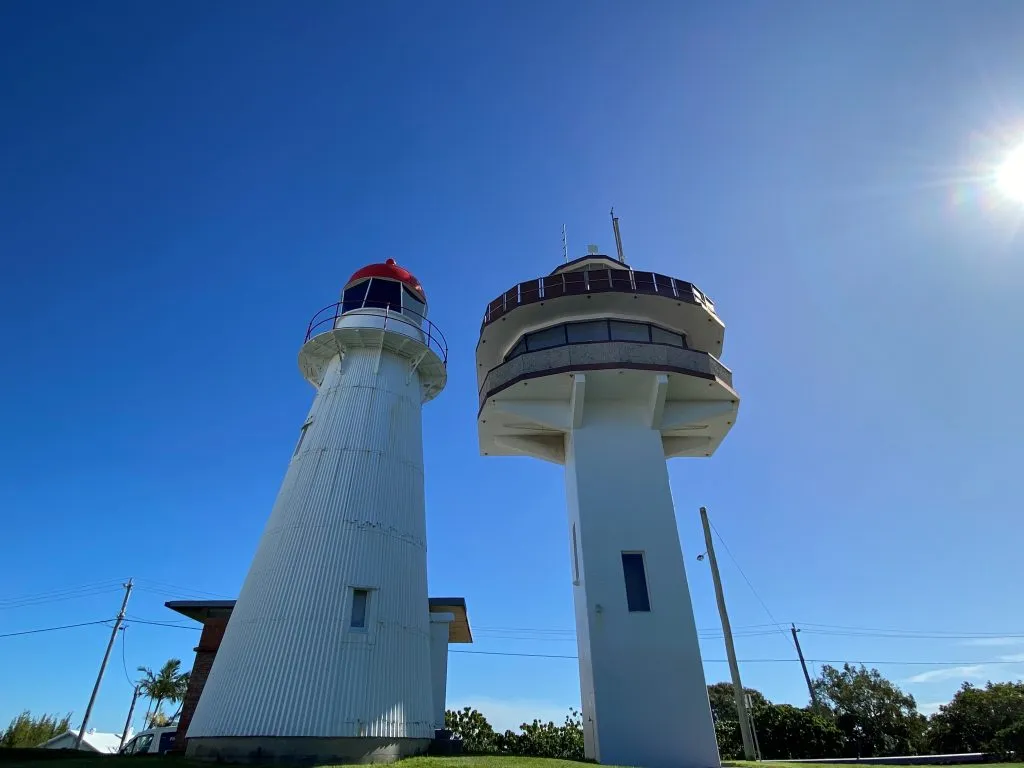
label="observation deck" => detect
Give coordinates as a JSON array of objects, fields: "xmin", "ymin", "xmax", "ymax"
[{"xmin": 475, "ymin": 254, "xmax": 738, "ymax": 462}]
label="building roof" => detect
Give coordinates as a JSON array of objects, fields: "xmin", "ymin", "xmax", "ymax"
[
  {"xmin": 165, "ymin": 599, "xmax": 236, "ymax": 622},
  {"xmin": 428, "ymin": 597, "xmax": 473, "ymax": 643},
  {"xmin": 549, "ymin": 253, "xmax": 626, "ymax": 275},
  {"xmin": 166, "ymin": 597, "xmax": 473, "ymax": 643},
  {"xmin": 40, "ymin": 729, "xmax": 125, "ymax": 753},
  {"xmin": 346, "ymin": 258, "xmax": 426, "ymax": 301}
]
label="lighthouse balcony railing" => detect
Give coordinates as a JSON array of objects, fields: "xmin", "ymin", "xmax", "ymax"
[
  {"xmin": 305, "ymin": 301, "xmax": 448, "ymax": 366},
  {"xmin": 481, "ymin": 269, "xmax": 717, "ymax": 329}
]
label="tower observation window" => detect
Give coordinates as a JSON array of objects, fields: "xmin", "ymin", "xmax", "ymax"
[
  {"xmin": 503, "ymin": 320, "xmax": 689, "ymax": 362},
  {"xmin": 621, "ymin": 552, "xmax": 651, "ymax": 612}
]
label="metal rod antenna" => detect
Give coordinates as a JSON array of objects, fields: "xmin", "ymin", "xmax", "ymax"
[
  {"xmin": 610, "ymin": 208, "xmax": 625, "ymax": 263},
  {"xmin": 699, "ymin": 508, "xmax": 755, "ymax": 760},
  {"xmin": 76, "ymin": 578, "xmax": 133, "ymax": 749},
  {"xmin": 562, "ymin": 224, "xmax": 569, "ymax": 263}
]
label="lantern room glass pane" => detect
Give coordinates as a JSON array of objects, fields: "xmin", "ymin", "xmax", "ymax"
[
  {"xmin": 364, "ymin": 278, "xmax": 402, "ymax": 310},
  {"xmin": 402, "ymin": 286, "xmax": 425, "ymax": 320},
  {"xmin": 342, "ymin": 280, "xmax": 369, "ymax": 313}
]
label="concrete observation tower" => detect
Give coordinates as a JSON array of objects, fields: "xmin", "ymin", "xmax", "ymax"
[
  {"xmin": 187, "ymin": 259, "xmax": 449, "ymax": 763},
  {"xmin": 475, "ymin": 221, "xmax": 740, "ymax": 768}
]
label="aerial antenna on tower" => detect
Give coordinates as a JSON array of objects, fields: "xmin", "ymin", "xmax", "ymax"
[
  {"xmin": 611, "ymin": 207, "xmax": 626, "ymax": 264},
  {"xmin": 562, "ymin": 224, "xmax": 569, "ymax": 263}
]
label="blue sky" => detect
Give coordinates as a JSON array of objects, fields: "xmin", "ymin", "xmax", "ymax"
[{"xmin": 3, "ymin": 0, "xmax": 1024, "ymax": 736}]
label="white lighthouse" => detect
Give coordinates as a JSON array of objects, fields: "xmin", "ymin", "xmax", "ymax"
[
  {"xmin": 476, "ymin": 231, "xmax": 739, "ymax": 768},
  {"xmin": 186, "ymin": 259, "xmax": 448, "ymax": 763}
]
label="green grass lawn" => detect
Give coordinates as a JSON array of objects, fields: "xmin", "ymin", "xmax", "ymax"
[
  {"xmin": 726, "ymin": 763, "xmax": 1023, "ymax": 768},
  {"xmin": 399, "ymin": 759, "xmax": 602, "ymax": 768},
  {"xmin": 0, "ymin": 756, "xmax": 612, "ymax": 768}
]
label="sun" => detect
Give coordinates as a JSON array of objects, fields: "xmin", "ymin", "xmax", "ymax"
[{"xmin": 996, "ymin": 142, "xmax": 1024, "ymax": 203}]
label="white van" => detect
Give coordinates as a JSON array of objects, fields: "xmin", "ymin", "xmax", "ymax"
[{"xmin": 119, "ymin": 725, "xmax": 177, "ymax": 755}]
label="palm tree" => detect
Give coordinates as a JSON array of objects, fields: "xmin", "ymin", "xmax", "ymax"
[{"xmin": 137, "ymin": 659, "xmax": 189, "ymax": 726}]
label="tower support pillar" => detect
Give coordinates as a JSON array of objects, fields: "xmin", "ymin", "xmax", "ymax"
[{"xmin": 565, "ymin": 402, "xmax": 720, "ymax": 768}]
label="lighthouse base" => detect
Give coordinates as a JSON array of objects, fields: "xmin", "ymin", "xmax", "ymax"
[{"xmin": 185, "ymin": 736, "xmax": 432, "ymax": 764}]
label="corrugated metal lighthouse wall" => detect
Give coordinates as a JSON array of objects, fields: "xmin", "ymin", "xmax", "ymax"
[{"xmin": 187, "ymin": 345, "xmax": 434, "ymax": 740}]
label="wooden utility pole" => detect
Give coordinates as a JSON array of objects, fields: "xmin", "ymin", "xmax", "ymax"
[
  {"xmin": 76, "ymin": 579, "xmax": 132, "ymax": 749},
  {"xmin": 700, "ymin": 508, "xmax": 755, "ymax": 761},
  {"xmin": 791, "ymin": 624, "xmax": 821, "ymax": 710},
  {"xmin": 119, "ymin": 685, "xmax": 141, "ymax": 751}
]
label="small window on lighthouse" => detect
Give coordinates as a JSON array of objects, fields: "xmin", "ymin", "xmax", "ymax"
[
  {"xmin": 621, "ymin": 552, "xmax": 651, "ymax": 612},
  {"xmin": 350, "ymin": 589, "xmax": 369, "ymax": 630}
]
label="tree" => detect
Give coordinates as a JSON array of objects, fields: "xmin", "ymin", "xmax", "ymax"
[
  {"xmin": 137, "ymin": 658, "xmax": 189, "ymax": 726},
  {"xmin": 0, "ymin": 711, "xmax": 72, "ymax": 748},
  {"xmin": 928, "ymin": 681, "xmax": 1024, "ymax": 754},
  {"xmin": 497, "ymin": 709, "xmax": 584, "ymax": 760},
  {"xmin": 706, "ymin": 681, "xmax": 769, "ymax": 723},
  {"xmin": 714, "ymin": 718, "xmax": 742, "ymax": 760},
  {"xmin": 753, "ymin": 703, "xmax": 845, "ymax": 759},
  {"xmin": 445, "ymin": 707, "xmax": 498, "ymax": 753},
  {"xmin": 812, "ymin": 663, "xmax": 922, "ymax": 757}
]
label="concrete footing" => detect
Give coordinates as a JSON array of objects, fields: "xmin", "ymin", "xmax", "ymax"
[{"xmin": 185, "ymin": 736, "xmax": 432, "ymax": 764}]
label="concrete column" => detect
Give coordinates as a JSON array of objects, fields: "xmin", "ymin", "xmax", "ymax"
[
  {"xmin": 429, "ymin": 613, "xmax": 455, "ymax": 731},
  {"xmin": 565, "ymin": 400, "xmax": 720, "ymax": 768}
]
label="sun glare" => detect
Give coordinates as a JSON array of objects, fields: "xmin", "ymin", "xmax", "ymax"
[{"xmin": 996, "ymin": 142, "xmax": 1024, "ymax": 203}]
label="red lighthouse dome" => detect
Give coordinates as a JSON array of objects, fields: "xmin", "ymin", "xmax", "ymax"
[{"xmin": 345, "ymin": 258, "xmax": 425, "ymax": 301}]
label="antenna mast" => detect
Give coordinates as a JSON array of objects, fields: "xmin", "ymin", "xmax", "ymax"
[
  {"xmin": 562, "ymin": 224, "xmax": 569, "ymax": 263},
  {"xmin": 611, "ymin": 207, "xmax": 626, "ymax": 263}
]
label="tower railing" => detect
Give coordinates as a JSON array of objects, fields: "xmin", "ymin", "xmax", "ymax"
[
  {"xmin": 304, "ymin": 301, "xmax": 448, "ymax": 366},
  {"xmin": 480, "ymin": 269, "xmax": 717, "ymax": 329}
]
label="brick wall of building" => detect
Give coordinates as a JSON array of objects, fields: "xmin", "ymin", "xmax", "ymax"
[{"xmin": 175, "ymin": 616, "xmax": 229, "ymax": 747}]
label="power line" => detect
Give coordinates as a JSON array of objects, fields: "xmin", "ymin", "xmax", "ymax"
[
  {"xmin": 0, "ymin": 578, "xmax": 126, "ymax": 602},
  {"xmin": 100, "ymin": 619, "xmax": 1024, "ymax": 668},
  {"xmin": 0, "ymin": 583, "xmax": 126, "ymax": 611},
  {"xmin": 450, "ymin": 648, "xmax": 1024, "ymax": 666},
  {"xmin": 120, "ymin": 626, "xmax": 134, "ymax": 686},
  {"xmin": 126, "ymin": 618, "xmax": 201, "ymax": 631},
  {"xmin": 708, "ymin": 519, "xmax": 789, "ymax": 641},
  {"xmin": 133, "ymin": 578, "xmax": 230, "ymax": 599},
  {"xmin": 0, "ymin": 619, "xmax": 112, "ymax": 639}
]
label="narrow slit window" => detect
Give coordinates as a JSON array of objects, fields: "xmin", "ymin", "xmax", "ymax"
[
  {"xmin": 350, "ymin": 588, "xmax": 369, "ymax": 630},
  {"xmin": 621, "ymin": 552, "xmax": 651, "ymax": 612},
  {"xmin": 294, "ymin": 420, "xmax": 312, "ymax": 456},
  {"xmin": 571, "ymin": 523, "xmax": 581, "ymax": 585}
]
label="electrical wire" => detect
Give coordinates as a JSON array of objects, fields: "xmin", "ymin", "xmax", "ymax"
[
  {"xmin": 120, "ymin": 626, "xmax": 135, "ymax": 686},
  {"xmin": 126, "ymin": 618, "xmax": 201, "ymax": 630},
  {"xmin": 0, "ymin": 619, "xmax": 111, "ymax": 638},
  {"xmin": 133, "ymin": 578, "xmax": 230, "ymax": 599},
  {"xmin": 450, "ymin": 648, "xmax": 1024, "ymax": 665},
  {"xmin": 111, "ymin": 619, "xmax": 1024, "ymax": 668},
  {"xmin": 708, "ymin": 519, "xmax": 790, "ymax": 641},
  {"xmin": 0, "ymin": 581, "xmax": 126, "ymax": 611}
]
